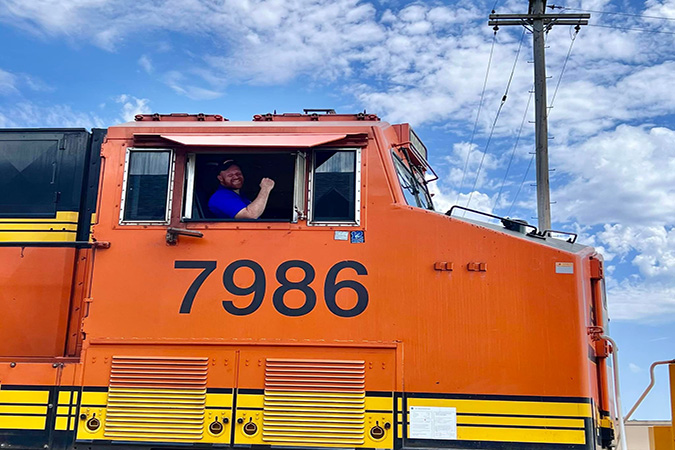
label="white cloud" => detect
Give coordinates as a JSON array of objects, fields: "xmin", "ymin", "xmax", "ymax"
[
  {"xmin": 163, "ymin": 71, "xmax": 223, "ymax": 100},
  {"xmin": 0, "ymin": 101, "xmax": 105, "ymax": 128},
  {"xmin": 0, "ymin": 69, "xmax": 19, "ymax": 95},
  {"xmin": 115, "ymin": 94, "xmax": 150, "ymax": 123},
  {"xmin": 628, "ymin": 363, "xmax": 642, "ymax": 373},
  {"xmin": 606, "ymin": 280, "xmax": 675, "ymax": 322},
  {"xmin": 138, "ymin": 55, "xmax": 153, "ymax": 74},
  {"xmin": 552, "ymin": 125, "xmax": 675, "ymax": 226}
]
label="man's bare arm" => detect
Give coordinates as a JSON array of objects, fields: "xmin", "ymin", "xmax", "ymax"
[{"xmin": 235, "ymin": 178, "xmax": 275, "ymax": 219}]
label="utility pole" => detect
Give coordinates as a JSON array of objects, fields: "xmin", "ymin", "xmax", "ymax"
[{"xmin": 488, "ymin": 1, "xmax": 588, "ymax": 232}]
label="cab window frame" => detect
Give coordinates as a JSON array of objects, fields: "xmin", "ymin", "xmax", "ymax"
[
  {"xmin": 307, "ymin": 147, "xmax": 361, "ymax": 227},
  {"xmin": 119, "ymin": 147, "xmax": 175, "ymax": 226}
]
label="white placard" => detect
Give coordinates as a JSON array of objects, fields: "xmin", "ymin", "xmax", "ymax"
[
  {"xmin": 334, "ymin": 231, "xmax": 349, "ymax": 241},
  {"xmin": 409, "ymin": 406, "xmax": 457, "ymax": 440}
]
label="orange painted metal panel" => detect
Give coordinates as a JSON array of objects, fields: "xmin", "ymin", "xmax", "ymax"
[{"xmin": 0, "ymin": 247, "xmax": 76, "ymax": 357}]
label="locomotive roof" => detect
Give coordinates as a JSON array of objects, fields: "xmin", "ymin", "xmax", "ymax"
[
  {"xmin": 455, "ymin": 216, "xmax": 591, "ymax": 254},
  {"xmin": 111, "ymin": 120, "xmax": 392, "ymax": 129}
]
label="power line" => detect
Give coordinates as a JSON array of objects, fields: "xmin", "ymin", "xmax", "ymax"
[
  {"xmin": 549, "ymin": 4, "xmax": 675, "ymax": 22},
  {"xmin": 587, "ymin": 23, "xmax": 675, "ymax": 35},
  {"xmin": 506, "ymin": 152, "xmax": 534, "ymax": 216},
  {"xmin": 456, "ymin": 29, "xmax": 497, "ymax": 205},
  {"xmin": 466, "ymin": 28, "xmax": 526, "ymax": 211},
  {"xmin": 493, "ymin": 90, "xmax": 532, "ymax": 212},
  {"xmin": 550, "ymin": 25, "xmax": 580, "ymax": 109}
]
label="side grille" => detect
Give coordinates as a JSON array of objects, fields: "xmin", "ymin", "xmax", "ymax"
[
  {"xmin": 104, "ymin": 356, "xmax": 208, "ymax": 441},
  {"xmin": 263, "ymin": 359, "xmax": 366, "ymax": 445}
]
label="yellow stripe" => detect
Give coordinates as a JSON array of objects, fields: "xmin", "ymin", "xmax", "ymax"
[
  {"xmin": 408, "ymin": 398, "xmax": 592, "ymax": 418},
  {"xmin": 0, "ymin": 416, "xmax": 46, "ymax": 430},
  {"xmin": 365, "ymin": 396, "xmax": 392, "ymax": 411},
  {"xmin": 457, "ymin": 426, "xmax": 586, "ymax": 444},
  {"xmin": 206, "ymin": 393, "xmax": 232, "ymax": 408},
  {"xmin": 0, "ymin": 405, "xmax": 48, "ymax": 414},
  {"xmin": 0, "ymin": 211, "xmax": 78, "ymax": 223},
  {"xmin": 58, "ymin": 391, "xmax": 76, "ymax": 404},
  {"xmin": 458, "ymin": 415, "xmax": 585, "ymax": 428},
  {"xmin": 55, "ymin": 417, "xmax": 69, "ymax": 431},
  {"xmin": 81, "ymin": 391, "xmax": 108, "ymax": 405},
  {"xmin": 0, "ymin": 211, "xmax": 80, "ymax": 242},
  {"xmin": 0, "ymin": 390, "xmax": 49, "ymax": 404},
  {"xmin": 57, "ymin": 406, "xmax": 70, "ymax": 416},
  {"xmin": 0, "ymin": 223, "xmax": 78, "ymax": 231},
  {"xmin": 237, "ymin": 394, "xmax": 263, "ymax": 409}
]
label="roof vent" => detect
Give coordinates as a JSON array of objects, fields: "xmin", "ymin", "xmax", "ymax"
[{"xmin": 253, "ymin": 110, "xmax": 379, "ymax": 122}]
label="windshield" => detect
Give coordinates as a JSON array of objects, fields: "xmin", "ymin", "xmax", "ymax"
[{"xmin": 392, "ymin": 151, "xmax": 434, "ymax": 210}]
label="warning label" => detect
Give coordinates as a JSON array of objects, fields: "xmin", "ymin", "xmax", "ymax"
[{"xmin": 409, "ymin": 406, "xmax": 457, "ymax": 440}]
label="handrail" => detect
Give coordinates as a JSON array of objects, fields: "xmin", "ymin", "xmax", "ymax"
[
  {"xmin": 446, "ymin": 206, "xmax": 540, "ymax": 234},
  {"xmin": 601, "ymin": 335, "xmax": 628, "ymax": 450},
  {"xmin": 542, "ymin": 229, "xmax": 578, "ymax": 243},
  {"xmin": 625, "ymin": 359, "xmax": 675, "ymax": 421}
]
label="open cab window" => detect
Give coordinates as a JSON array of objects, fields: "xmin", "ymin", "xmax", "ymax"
[
  {"xmin": 183, "ymin": 152, "xmax": 298, "ymax": 221},
  {"xmin": 179, "ymin": 147, "xmax": 361, "ymax": 225},
  {"xmin": 120, "ymin": 148, "xmax": 174, "ymax": 224}
]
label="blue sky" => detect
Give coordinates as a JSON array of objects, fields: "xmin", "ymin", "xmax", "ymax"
[{"xmin": 1, "ymin": 0, "xmax": 673, "ymax": 420}]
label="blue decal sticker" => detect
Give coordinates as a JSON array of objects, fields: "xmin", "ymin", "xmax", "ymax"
[{"xmin": 350, "ymin": 231, "xmax": 365, "ymax": 244}]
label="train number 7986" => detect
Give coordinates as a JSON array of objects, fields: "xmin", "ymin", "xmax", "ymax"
[{"xmin": 174, "ymin": 259, "xmax": 369, "ymax": 318}]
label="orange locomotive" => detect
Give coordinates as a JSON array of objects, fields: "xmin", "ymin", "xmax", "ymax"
[{"xmin": 1, "ymin": 111, "xmax": 616, "ymax": 450}]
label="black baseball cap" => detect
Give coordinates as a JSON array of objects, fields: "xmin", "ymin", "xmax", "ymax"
[{"xmin": 218, "ymin": 159, "xmax": 240, "ymax": 173}]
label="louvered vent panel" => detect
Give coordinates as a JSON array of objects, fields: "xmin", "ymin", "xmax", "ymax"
[
  {"xmin": 104, "ymin": 356, "xmax": 207, "ymax": 441},
  {"xmin": 263, "ymin": 359, "xmax": 366, "ymax": 445}
]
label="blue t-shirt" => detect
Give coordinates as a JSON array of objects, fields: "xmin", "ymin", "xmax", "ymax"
[{"xmin": 208, "ymin": 186, "xmax": 251, "ymax": 218}]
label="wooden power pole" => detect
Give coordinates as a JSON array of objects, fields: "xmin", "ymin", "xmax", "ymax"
[{"xmin": 488, "ymin": 1, "xmax": 588, "ymax": 232}]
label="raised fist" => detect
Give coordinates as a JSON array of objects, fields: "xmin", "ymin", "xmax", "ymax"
[{"xmin": 260, "ymin": 177, "xmax": 275, "ymax": 192}]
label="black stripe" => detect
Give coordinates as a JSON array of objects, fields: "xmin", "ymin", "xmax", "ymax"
[
  {"xmin": 403, "ymin": 439, "xmax": 590, "ymax": 450},
  {"xmin": 0, "ymin": 221, "xmax": 78, "ymax": 225},
  {"xmin": 0, "ymin": 412, "xmax": 46, "ymax": 417},
  {"xmin": 81, "ymin": 387, "xmax": 108, "ymax": 392},
  {"xmin": 584, "ymin": 417, "xmax": 594, "ymax": 448},
  {"xmin": 366, "ymin": 391, "xmax": 394, "ymax": 397},
  {"xmin": 0, "ymin": 402, "xmax": 49, "ymax": 406},
  {"xmin": 0, "ymin": 229, "xmax": 76, "ymax": 233},
  {"xmin": 205, "ymin": 406, "xmax": 232, "ymax": 410},
  {"xmin": 0, "ymin": 241, "xmax": 94, "ymax": 247},
  {"xmin": 0, "ymin": 385, "xmax": 53, "ymax": 391},
  {"xmin": 206, "ymin": 388, "xmax": 233, "ymax": 394},
  {"xmin": 404, "ymin": 392, "xmax": 592, "ymax": 403},
  {"xmin": 229, "ymin": 383, "xmax": 238, "ymax": 446},
  {"xmin": 237, "ymin": 388, "xmax": 264, "ymax": 395},
  {"xmin": 366, "ymin": 409, "xmax": 393, "ymax": 414},
  {"xmin": 236, "ymin": 407, "xmax": 263, "ymax": 411}
]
